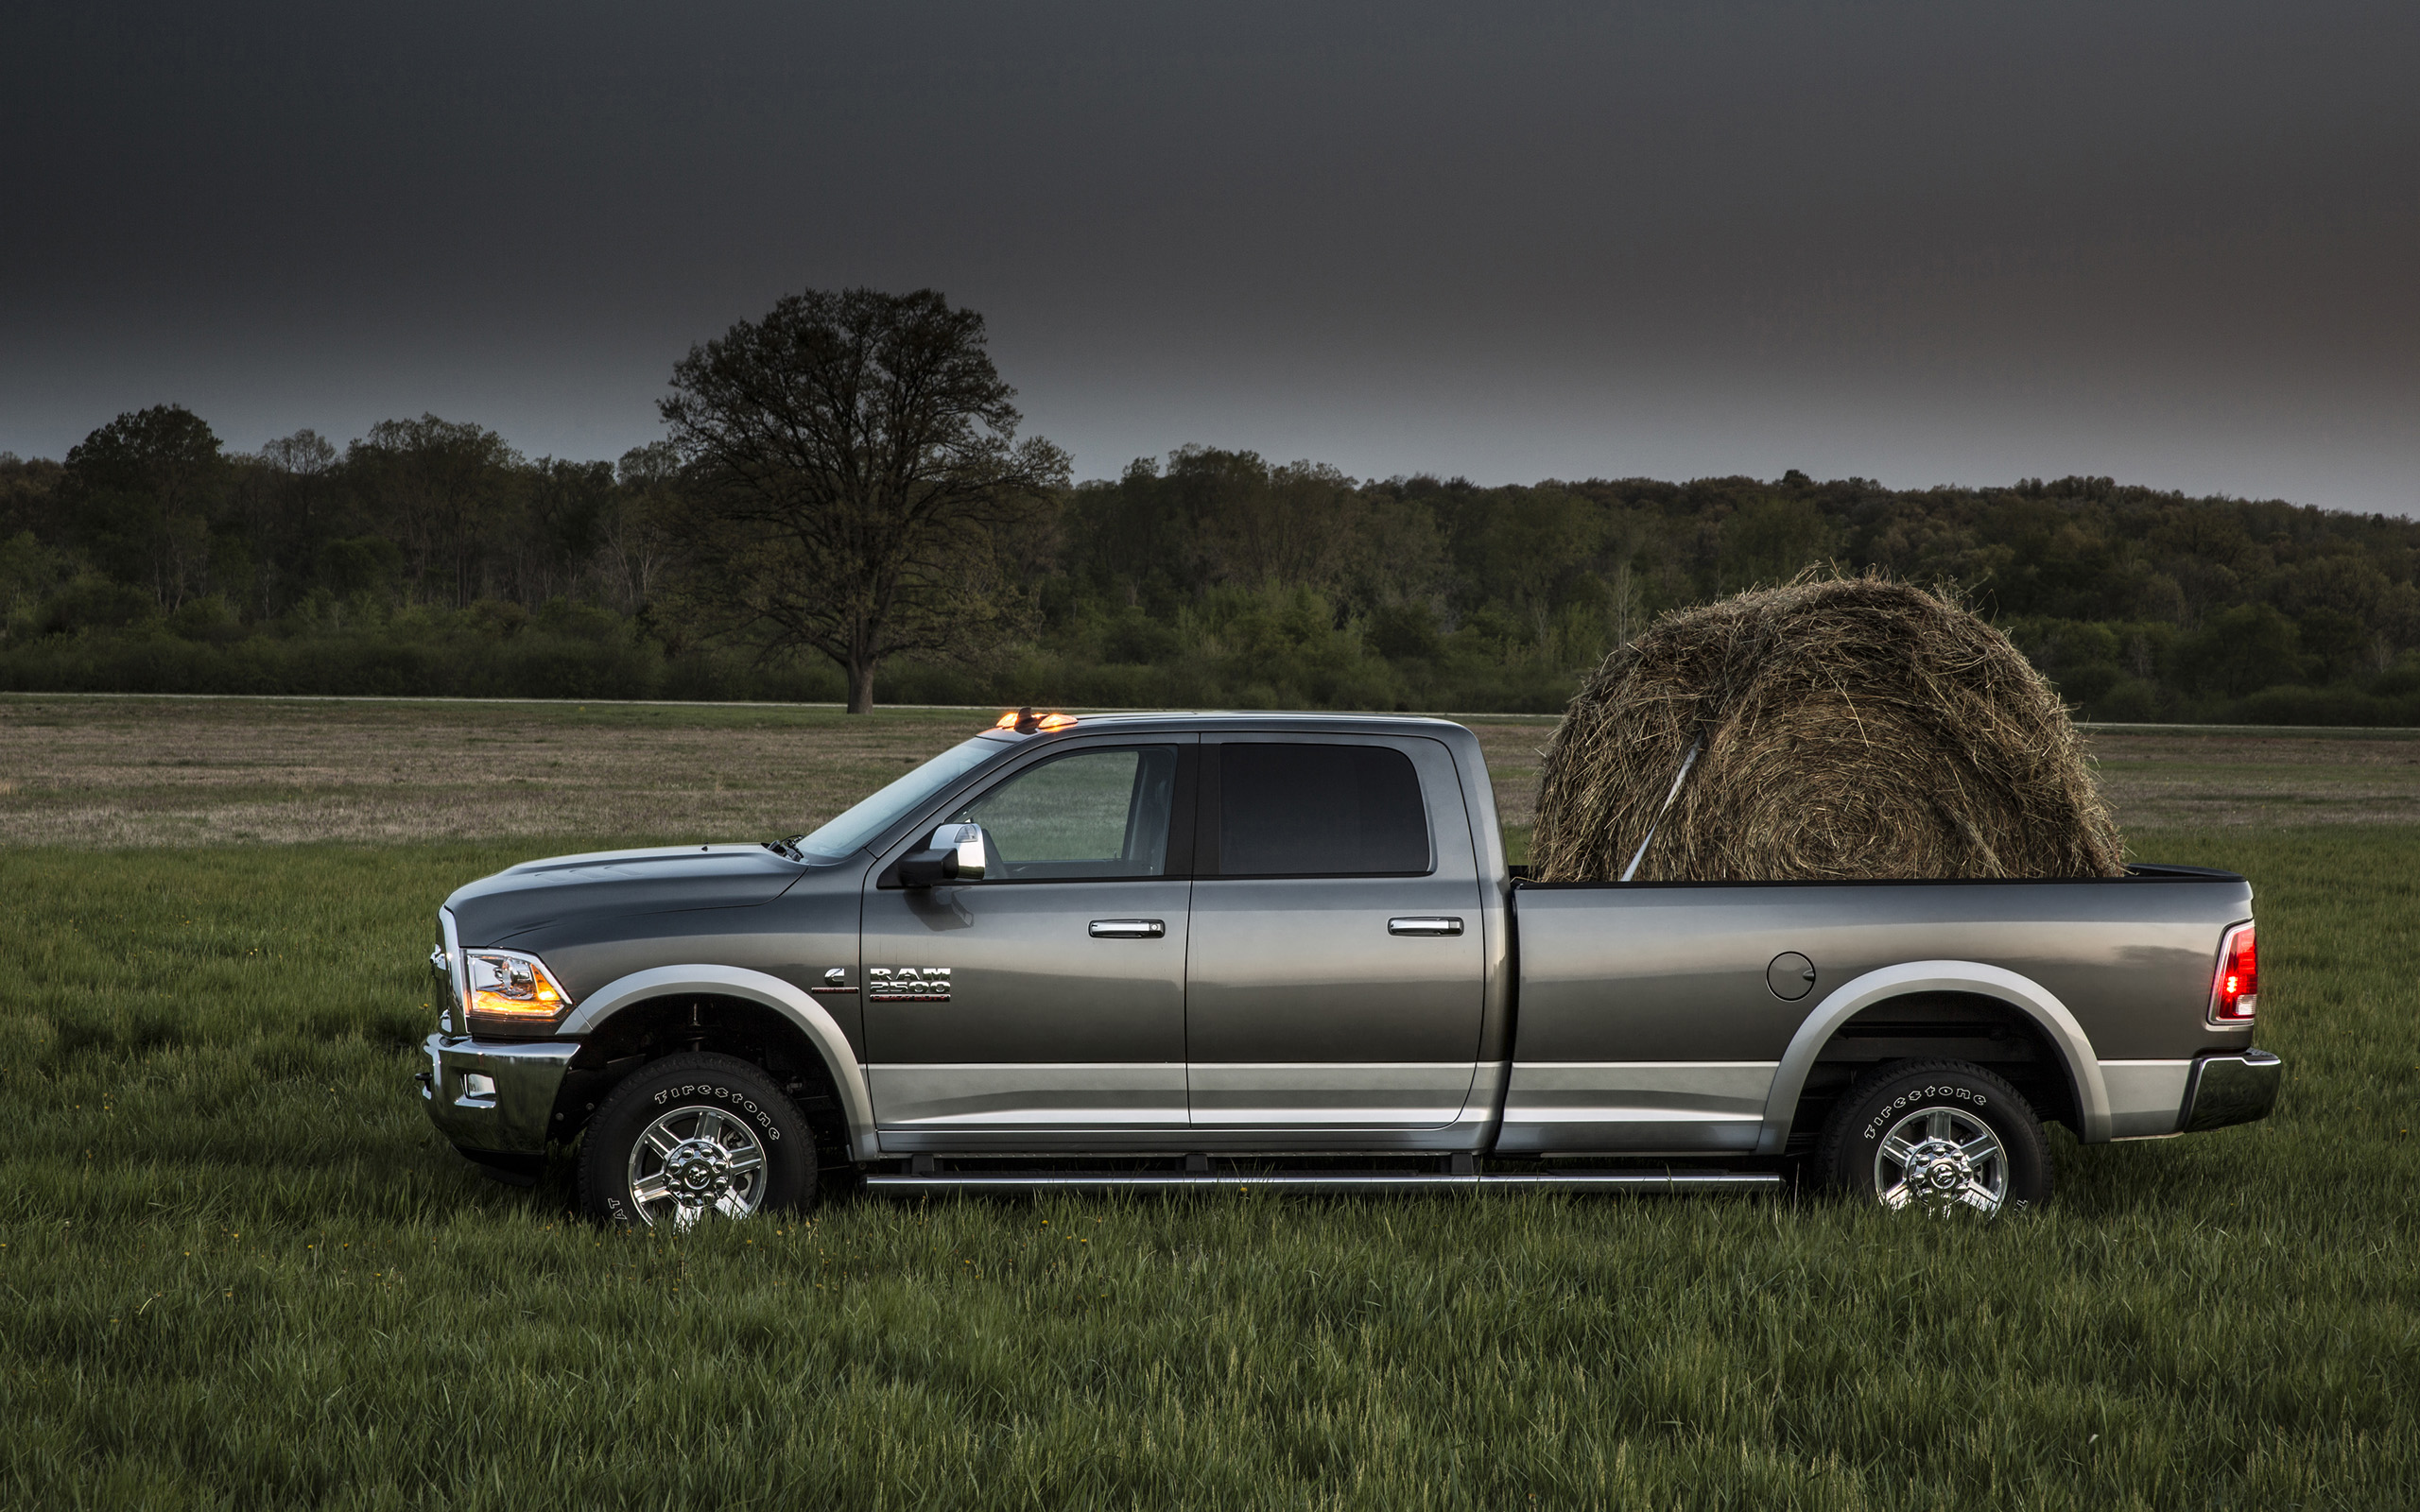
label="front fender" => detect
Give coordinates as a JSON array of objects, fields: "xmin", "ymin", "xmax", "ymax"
[
  {"xmin": 1755, "ymin": 960, "xmax": 2111, "ymax": 1153},
  {"xmin": 560, "ymin": 964, "xmax": 880, "ymax": 1161}
]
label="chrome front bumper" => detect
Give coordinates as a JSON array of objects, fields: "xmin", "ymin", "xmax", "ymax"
[
  {"xmin": 420, "ymin": 1033, "xmax": 578, "ymax": 1154},
  {"xmin": 2180, "ymin": 1049, "xmax": 2283, "ymax": 1134}
]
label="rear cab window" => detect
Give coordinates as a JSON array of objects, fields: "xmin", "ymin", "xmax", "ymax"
[{"xmin": 1211, "ymin": 743, "xmax": 1432, "ymax": 877}]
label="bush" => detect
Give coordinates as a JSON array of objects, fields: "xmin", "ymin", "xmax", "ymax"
[
  {"xmin": 0, "ymin": 627, "xmax": 669, "ymax": 700},
  {"xmin": 2234, "ymin": 684, "xmax": 2420, "ymax": 727},
  {"xmin": 2083, "ymin": 676, "xmax": 2166, "ymax": 723},
  {"xmin": 41, "ymin": 576, "xmax": 160, "ymax": 635},
  {"xmin": 169, "ymin": 595, "xmax": 248, "ymax": 645},
  {"xmin": 6, "ymin": 593, "xmax": 2413, "ymax": 724}
]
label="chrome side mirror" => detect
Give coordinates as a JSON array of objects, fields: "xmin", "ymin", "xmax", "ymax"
[
  {"xmin": 942, "ymin": 822, "xmax": 988, "ymax": 881},
  {"xmin": 900, "ymin": 822, "xmax": 988, "ymax": 886}
]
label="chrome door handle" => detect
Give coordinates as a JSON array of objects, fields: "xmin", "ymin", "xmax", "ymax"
[
  {"xmin": 1389, "ymin": 917, "xmax": 1464, "ymax": 936},
  {"xmin": 1089, "ymin": 919, "xmax": 1166, "ymax": 938}
]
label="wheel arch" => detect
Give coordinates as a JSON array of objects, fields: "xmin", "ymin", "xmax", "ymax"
[
  {"xmin": 558, "ymin": 965, "xmax": 879, "ymax": 1160},
  {"xmin": 1755, "ymin": 960, "xmax": 2110, "ymax": 1154}
]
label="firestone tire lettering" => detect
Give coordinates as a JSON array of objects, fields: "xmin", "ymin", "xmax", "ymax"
[
  {"xmin": 579, "ymin": 1052, "xmax": 816, "ymax": 1225},
  {"xmin": 648, "ymin": 1081, "xmax": 780, "ymax": 1137},
  {"xmin": 1862, "ymin": 1085, "xmax": 1985, "ymax": 1143},
  {"xmin": 1814, "ymin": 1057, "xmax": 2051, "ymax": 1214}
]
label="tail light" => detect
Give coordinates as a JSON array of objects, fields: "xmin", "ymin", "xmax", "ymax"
[{"xmin": 2209, "ymin": 923, "xmax": 2256, "ymax": 1023}]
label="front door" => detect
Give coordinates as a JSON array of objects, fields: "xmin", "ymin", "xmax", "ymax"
[
  {"xmin": 1184, "ymin": 736, "xmax": 1487, "ymax": 1130},
  {"xmin": 861, "ymin": 740, "xmax": 1194, "ymax": 1143}
]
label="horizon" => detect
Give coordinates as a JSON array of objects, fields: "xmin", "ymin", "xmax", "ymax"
[{"xmin": 0, "ymin": 408, "xmax": 2393, "ymax": 522}]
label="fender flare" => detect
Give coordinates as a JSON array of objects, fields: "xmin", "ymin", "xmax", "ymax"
[
  {"xmin": 559, "ymin": 964, "xmax": 880, "ymax": 1161},
  {"xmin": 1755, "ymin": 960, "xmax": 2110, "ymax": 1153}
]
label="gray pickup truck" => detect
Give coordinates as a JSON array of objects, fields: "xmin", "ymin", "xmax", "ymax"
[{"xmin": 419, "ymin": 712, "xmax": 2279, "ymax": 1224}]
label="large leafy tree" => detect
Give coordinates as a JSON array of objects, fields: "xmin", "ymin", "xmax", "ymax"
[
  {"xmin": 522, "ymin": 457, "xmax": 617, "ymax": 604},
  {"xmin": 60, "ymin": 405, "xmax": 228, "ymax": 609},
  {"xmin": 227, "ymin": 429, "xmax": 344, "ymax": 616},
  {"xmin": 344, "ymin": 415, "xmax": 523, "ymax": 608},
  {"xmin": 602, "ymin": 442, "xmax": 685, "ymax": 617},
  {"xmin": 661, "ymin": 287, "xmax": 1069, "ymax": 713}
]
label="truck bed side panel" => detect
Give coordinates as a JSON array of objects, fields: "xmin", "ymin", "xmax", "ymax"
[{"xmin": 1501, "ymin": 876, "xmax": 2255, "ymax": 1155}]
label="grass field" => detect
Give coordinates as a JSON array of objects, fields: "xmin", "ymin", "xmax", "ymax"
[{"xmin": 3, "ymin": 696, "xmax": 2415, "ymax": 1508}]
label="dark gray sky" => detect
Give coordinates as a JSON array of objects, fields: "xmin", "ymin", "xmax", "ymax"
[{"xmin": 4, "ymin": 1, "xmax": 2414, "ymax": 510}]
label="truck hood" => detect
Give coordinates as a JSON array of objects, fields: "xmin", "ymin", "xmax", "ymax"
[{"xmin": 444, "ymin": 844, "xmax": 804, "ymax": 947}]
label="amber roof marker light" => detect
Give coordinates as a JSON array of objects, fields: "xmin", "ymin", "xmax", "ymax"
[{"xmin": 993, "ymin": 707, "xmax": 1077, "ymax": 734}]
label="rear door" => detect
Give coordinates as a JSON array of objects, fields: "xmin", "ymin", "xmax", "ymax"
[
  {"xmin": 861, "ymin": 738, "xmax": 1195, "ymax": 1142},
  {"xmin": 1183, "ymin": 735, "xmax": 1487, "ymax": 1130}
]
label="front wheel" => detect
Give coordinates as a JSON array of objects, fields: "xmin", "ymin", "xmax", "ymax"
[
  {"xmin": 1814, "ymin": 1059, "xmax": 2050, "ymax": 1216},
  {"xmin": 579, "ymin": 1053, "xmax": 817, "ymax": 1228}
]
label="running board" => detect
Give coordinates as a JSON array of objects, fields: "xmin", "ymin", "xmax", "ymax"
[{"xmin": 865, "ymin": 1169, "xmax": 1781, "ymax": 1194}]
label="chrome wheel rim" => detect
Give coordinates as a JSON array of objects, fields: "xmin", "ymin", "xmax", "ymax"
[
  {"xmin": 626, "ymin": 1107, "xmax": 768, "ymax": 1229},
  {"xmin": 1874, "ymin": 1106, "xmax": 2007, "ymax": 1216}
]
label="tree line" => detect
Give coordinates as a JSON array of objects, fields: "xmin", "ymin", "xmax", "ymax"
[{"xmin": 4, "ymin": 287, "xmax": 2418, "ymax": 723}]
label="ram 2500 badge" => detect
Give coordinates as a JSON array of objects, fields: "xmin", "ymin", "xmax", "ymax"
[{"xmin": 419, "ymin": 712, "xmax": 2279, "ymax": 1224}]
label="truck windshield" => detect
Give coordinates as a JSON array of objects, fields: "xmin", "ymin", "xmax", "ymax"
[{"xmin": 793, "ymin": 734, "xmax": 1010, "ymax": 861}]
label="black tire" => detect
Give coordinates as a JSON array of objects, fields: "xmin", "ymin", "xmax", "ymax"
[
  {"xmin": 579, "ymin": 1053, "xmax": 817, "ymax": 1228},
  {"xmin": 1814, "ymin": 1058, "xmax": 2050, "ymax": 1216}
]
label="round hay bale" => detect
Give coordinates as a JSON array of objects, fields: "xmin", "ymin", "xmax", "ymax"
[{"xmin": 1530, "ymin": 573, "xmax": 2124, "ymax": 882}]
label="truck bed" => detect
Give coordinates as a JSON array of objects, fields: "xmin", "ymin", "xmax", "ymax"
[{"xmin": 1501, "ymin": 868, "xmax": 2257, "ymax": 1156}]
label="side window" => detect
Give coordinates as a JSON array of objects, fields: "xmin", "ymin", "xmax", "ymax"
[
  {"xmin": 951, "ymin": 747, "xmax": 1180, "ymax": 881},
  {"xmin": 1216, "ymin": 743, "xmax": 1431, "ymax": 877}
]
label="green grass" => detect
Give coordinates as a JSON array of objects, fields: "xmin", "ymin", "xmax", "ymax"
[{"xmin": 3, "ymin": 830, "xmax": 2414, "ymax": 1509}]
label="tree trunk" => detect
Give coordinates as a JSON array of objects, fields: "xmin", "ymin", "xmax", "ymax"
[{"xmin": 848, "ymin": 658, "xmax": 876, "ymax": 714}]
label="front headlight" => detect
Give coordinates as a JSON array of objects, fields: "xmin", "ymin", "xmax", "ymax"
[{"xmin": 461, "ymin": 949, "xmax": 577, "ymax": 1034}]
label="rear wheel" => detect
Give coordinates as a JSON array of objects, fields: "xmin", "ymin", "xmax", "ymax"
[
  {"xmin": 1815, "ymin": 1059, "xmax": 2049, "ymax": 1216},
  {"xmin": 579, "ymin": 1053, "xmax": 817, "ymax": 1228}
]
